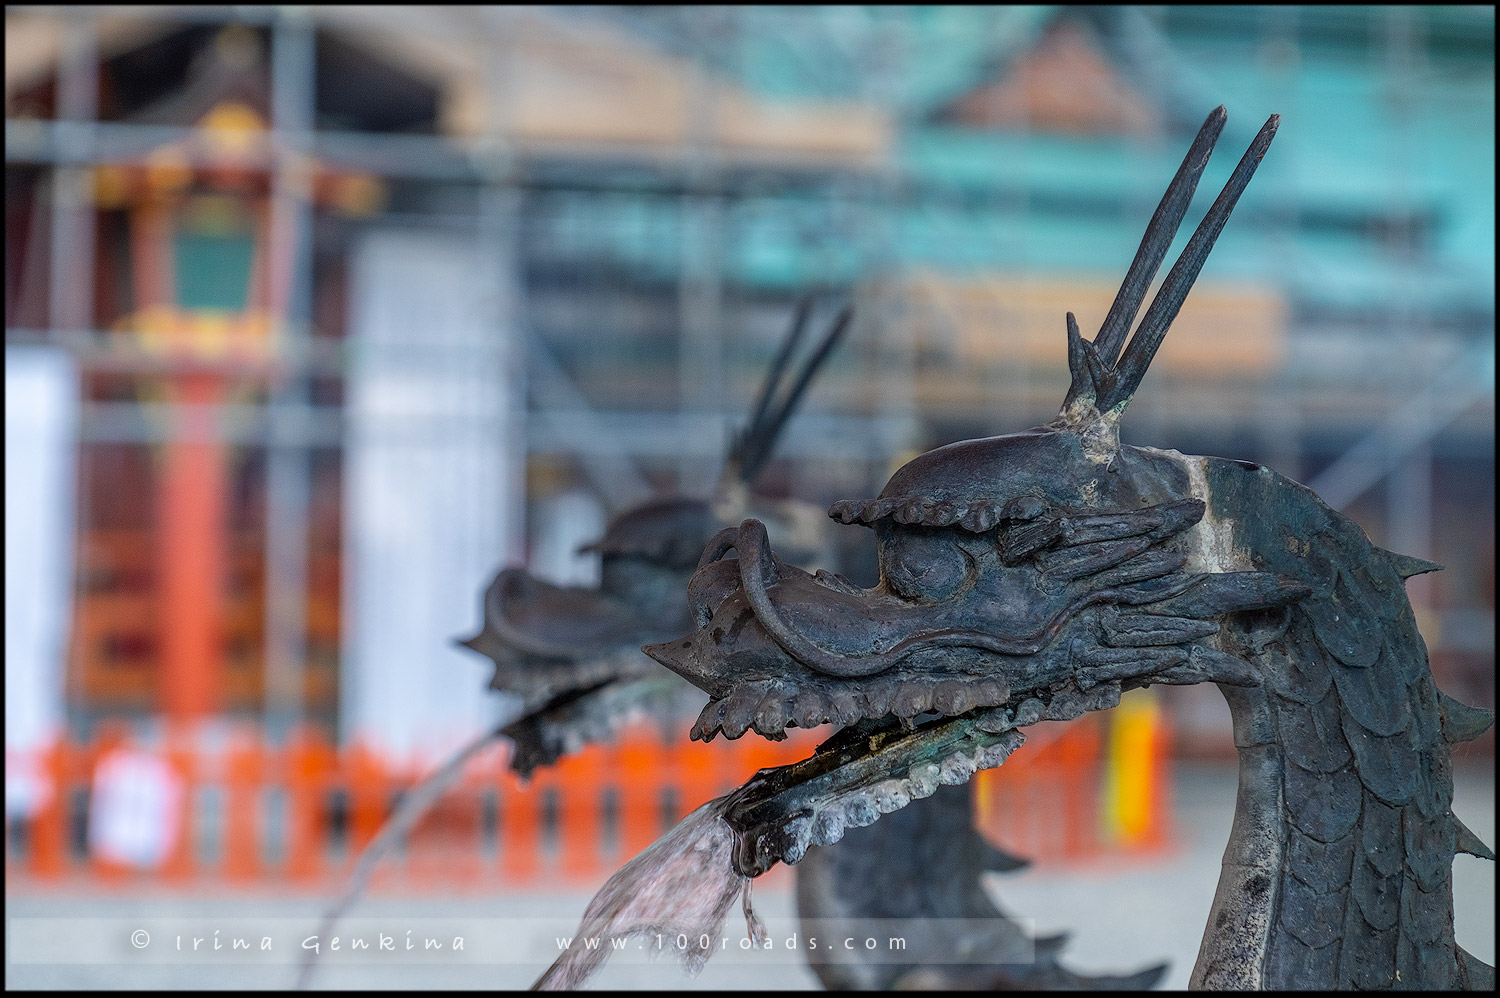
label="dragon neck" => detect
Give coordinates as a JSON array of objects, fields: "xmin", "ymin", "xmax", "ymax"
[
  {"xmin": 1168, "ymin": 450, "xmax": 1477, "ymax": 990},
  {"xmin": 1189, "ymin": 683, "xmax": 1287, "ymax": 988}
]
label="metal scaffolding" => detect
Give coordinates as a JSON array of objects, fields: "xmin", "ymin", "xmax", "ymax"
[{"xmin": 4, "ymin": 5, "xmax": 1493, "ymax": 740}]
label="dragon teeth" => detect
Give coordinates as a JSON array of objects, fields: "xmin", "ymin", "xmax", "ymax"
[
  {"xmin": 720, "ymin": 689, "xmax": 761, "ymax": 739},
  {"xmin": 712, "ymin": 668, "xmax": 1025, "ymax": 743},
  {"xmin": 776, "ymin": 812, "xmax": 814, "ymax": 865},
  {"xmin": 932, "ymin": 680, "xmax": 971, "ymax": 715},
  {"xmin": 928, "ymin": 500, "xmax": 960, "ymax": 526},
  {"xmin": 938, "ymin": 751, "xmax": 979, "ymax": 785},
  {"xmin": 976, "ymin": 731, "xmax": 1026, "ymax": 769},
  {"xmin": 829, "ymin": 691, "xmax": 861, "ymax": 726},
  {"xmin": 692, "ymin": 699, "xmax": 728, "ymax": 741},
  {"xmin": 974, "ymin": 707, "xmax": 1014, "ymax": 733},
  {"xmin": 1012, "ymin": 698, "xmax": 1044, "ymax": 727},
  {"xmin": 811, "ymin": 810, "xmax": 846, "ymax": 847},
  {"xmin": 827, "ymin": 499, "xmax": 858, "ymax": 524},
  {"xmin": 870, "ymin": 779, "xmax": 912, "ymax": 814},
  {"xmin": 843, "ymin": 796, "xmax": 879, "ymax": 828},
  {"xmin": 752, "ymin": 691, "xmax": 790, "ymax": 737},
  {"xmin": 907, "ymin": 762, "xmax": 941, "ymax": 799},
  {"xmin": 790, "ymin": 689, "xmax": 826, "ymax": 730},
  {"xmin": 860, "ymin": 683, "xmax": 895, "ymax": 719},
  {"xmin": 974, "ymin": 679, "xmax": 1010, "ymax": 706},
  {"xmin": 765, "ymin": 730, "xmax": 1029, "ymax": 867},
  {"xmin": 891, "ymin": 682, "xmax": 934, "ymax": 719}
]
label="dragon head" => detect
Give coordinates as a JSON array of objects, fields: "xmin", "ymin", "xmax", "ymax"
[
  {"xmin": 460, "ymin": 302, "xmax": 854, "ymax": 775},
  {"xmin": 646, "ymin": 108, "xmax": 1315, "ymax": 876}
]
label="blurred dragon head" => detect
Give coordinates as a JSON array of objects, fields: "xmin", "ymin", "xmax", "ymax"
[{"xmin": 460, "ymin": 301, "xmax": 853, "ymax": 774}]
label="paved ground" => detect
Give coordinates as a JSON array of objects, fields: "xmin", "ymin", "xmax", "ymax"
[{"xmin": 7, "ymin": 763, "xmax": 1493, "ymax": 990}]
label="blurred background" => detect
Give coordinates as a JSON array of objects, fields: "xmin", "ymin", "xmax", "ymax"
[{"xmin": 6, "ymin": 4, "xmax": 1493, "ymax": 989}]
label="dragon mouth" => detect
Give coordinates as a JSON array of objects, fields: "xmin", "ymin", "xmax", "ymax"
[
  {"xmin": 643, "ymin": 516, "xmax": 1202, "ymax": 742},
  {"xmin": 713, "ymin": 682, "xmax": 1126, "ymax": 878},
  {"xmin": 640, "ymin": 517, "xmax": 1143, "ymax": 877},
  {"xmin": 499, "ymin": 674, "xmax": 695, "ymax": 777},
  {"xmin": 644, "ymin": 501, "xmax": 1311, "ymax": 878}
]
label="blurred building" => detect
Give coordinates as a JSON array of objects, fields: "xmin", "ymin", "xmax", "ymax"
[{"xmin": 5, "ymin": 6, "xmax": 1493, "ymax": 759}]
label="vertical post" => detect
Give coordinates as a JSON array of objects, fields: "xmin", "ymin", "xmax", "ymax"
[
  {"xmin": 45, "ymin": 8, "xmax": 95, "ymax": 737},
  {"xmin": 678, "ymin": 731, "xmax": 717, "ymax": 817},
  {"xmin": 1258, "ymin": 5, "xmax": 1303, "ymax": 481},
  {"xmin": 161, "ymin": 726, "xmax": 196, "ymax": 881},
  {"xmin": 555, "ymin": 746, "xmax": 602, "ymax": 882},
  {"xmin": 29, "ymin": 740, "xmax": 68, "ymax": 878},
  {"xmin": 618, "ymin": 732, "xmax": 661, "ymax": 860},
  {"xmin": 158, "ymin": 374, "xmax": 227, "ymax": 722},
  {"xmin": 48, "ymin": 9, "xmax": 98, "ymax": 336},
  {"xmin": 223, "ymin": 735, "xmax": 262, "ymax": 881},
  {"xmin": 1144, "ymin": 702, "xmax": 1173, "ymax": 851},
  {"xmin": 500, "ymin": 769, "xmax": 541, "ymax": 884},
  {"xmin": 481, "ymin": 6, "xmax": 528, "ymax": 597},
  {"xmin": 477, "ymin": 185, "xmax": 527, "ymax": 572},
  {"xmin": 863, "ymin": 17, "xmax": 917, "ymax": 490},
  {"xmin": 677, "ymin": 191, "xmax": 727, "ymax": 494},
  {"xmin": 345, "ymin": 742, "xmax": 385, "ymax": 872},
  {"xmin": 284, "ymin": 724, "xmax": 330, "ymax": 882},
  {"xmin": 676, "ymin": 7, "xmax": 726, "ymax": 494},
  {"xmin": 263, "ymin": 10, "xmax": 316, "ymax": 741},
  {"xmin": 1381, "ymin": 7, "xmax": 1435, "ymax": 612}
]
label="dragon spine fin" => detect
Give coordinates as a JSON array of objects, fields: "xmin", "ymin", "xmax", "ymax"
[
  {"xmin": 1452, "ymin": 812, "xmax": 1495, "ymax": 861},
  {"xmin": 1387, "ymin": 551, "xmax": 1444, "ymax": 578},
  {"xmin": 1438, "ymin": 691, "xmax": 1495, "ymax": 744}
]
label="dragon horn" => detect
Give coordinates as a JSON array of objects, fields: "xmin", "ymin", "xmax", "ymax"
[
  {"xmin": 1094, "ymin": 105, "xmax": 1228, "ymax": 369},
  {"xmin": 1062, "ymin": 106, "xmax": 1226, "ymax": 413},
  {"xmin": 725, "ymin": 294, "xmax": 815, "ymax": 483},
  {"xmin": 737, "ymin": 303, "xmax": 853, "ymax": 485},
  {"xmin": 1098, "ymin": 113, "xmax": 1280, "ymax": 414},
  {"xmin": 1064, "ymin": 310, "xmax": 1111, "ymax": 408}
]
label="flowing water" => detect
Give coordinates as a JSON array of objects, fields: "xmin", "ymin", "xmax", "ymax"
[
  {"xmin": 532, "ymin": 794, "xmax": 767, "ymax": 990},
  {"xmin": 297, "ymin": 727, "xmax": 505, "ymax": 989}
]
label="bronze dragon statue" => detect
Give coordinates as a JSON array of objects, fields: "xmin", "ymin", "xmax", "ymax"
[
  {"xmin": 634, "ymin": 106, "xmax": 1496, "ymax": 990},
  {"xmin": 465, "ymin": 301, "xmax": 1160, "ymax": 989}
]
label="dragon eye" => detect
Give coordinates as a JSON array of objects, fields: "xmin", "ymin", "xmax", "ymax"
[{"xmin": 880, "ymin": 527, "xmax": 971, "ymax": 602}]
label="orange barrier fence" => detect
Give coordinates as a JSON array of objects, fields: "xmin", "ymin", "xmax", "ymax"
[
  {"xmin": 974, "ymin": 706, "xmax": 1173, "ymax": 862},
  {"xmin": 5, "ymin": 714, "xmax": 1169, "ymax": 892}
]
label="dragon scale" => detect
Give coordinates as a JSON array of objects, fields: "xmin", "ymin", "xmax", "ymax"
[{"xmin": 1168, "ymin": 452, "xmax": 1487, "ymax": 988}]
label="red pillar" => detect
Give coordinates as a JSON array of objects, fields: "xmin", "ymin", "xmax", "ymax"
[{"xmin": 157, "ymin": 370, "xmax": 228, "ymax": 723}]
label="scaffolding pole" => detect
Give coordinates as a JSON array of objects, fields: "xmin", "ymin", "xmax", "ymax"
[{"xmin": 263, "ymin": 9, "xmax": 317, "ymax": 740}]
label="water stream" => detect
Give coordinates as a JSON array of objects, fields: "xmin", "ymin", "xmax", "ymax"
[
  {"xmin": 532, "ymin": 794, "xmax": 767, "ymax": 990},
  {"xmin": 296, "ymin": 727, "xmax": 505, "ymax": 989}
]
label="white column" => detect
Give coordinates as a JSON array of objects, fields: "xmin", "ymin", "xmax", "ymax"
[
  {"xmin": 342, "ymin": 227, "xmax": 522, "ymax": 762},
  {"xmin": 5, "ymin": 346, "xmax": 79, "ymax": 816},
  {"xmin": 530, "ymin": 489, "xmax": 605, "ymax": 588}
]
